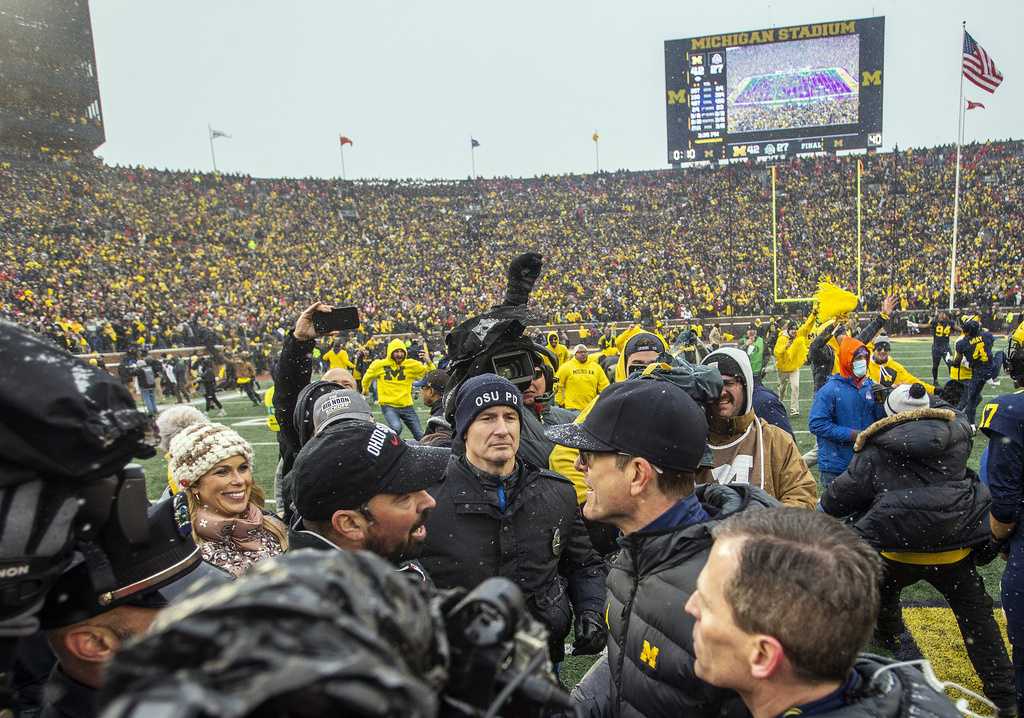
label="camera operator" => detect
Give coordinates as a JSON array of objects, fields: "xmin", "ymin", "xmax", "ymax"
[
  {"xmin": 420, "ymin": 368, "xmax": 453, "ymax": 447},
  {"xmin": 419, "ymin": 374, "xmax": 608, "ymax": 665},
  {"xmin": 0, "ymin": 320, "xmax": 182, "ymax": 714},
  {"xmin": 36, "ymin": 499, "xmax": 214, "ymax": 718}
]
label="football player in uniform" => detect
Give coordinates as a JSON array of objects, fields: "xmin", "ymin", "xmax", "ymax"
[
  {"xmin": 986, "ymin": 321, "xmax": 1024, "ymax": 715},
  {"xmin": 952, "ymin": 316, "xmax": 997, "ymax": 426},
  {"xmin": 914, "ymin": 311, "xmax": 954, "ymax": 385}
]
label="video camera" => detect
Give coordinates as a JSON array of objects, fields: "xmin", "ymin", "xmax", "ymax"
[
  {"xmin": 442, "ymin": 578, "xmax": 575, "ymax": 718},
  {"xmin": 0, "ymin": 320, "xmax": 157, "ymax": 708}
]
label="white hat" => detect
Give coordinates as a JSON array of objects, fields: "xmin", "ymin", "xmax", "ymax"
[
  {"xmin": 884, "ymin": 383, "xmax": 929, "ymax": 417},
  {"xmin": 168, "ymin": 422, "xmax": 253, "ymax": 489}
]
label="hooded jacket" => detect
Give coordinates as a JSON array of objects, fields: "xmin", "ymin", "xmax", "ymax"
[
  {"xmin": 359, "ymin": 338, "xmax": 433, "ymax": 407},
  {"xmin": 613, "ymin": 330, "xmax": 668, "ymax": 383},
  {"xmin": 699, "ymin": 348, "xmax": 817, "ymax": 508},
  {"xmin": 821, "ymin": 405, "xmax": 990, "ymax": 556},
  {"xmin": 809, "ymin": 312, "xmax": 889, "ymax": 391},
  {"xmin": 550, "ymin": 331, "xmax": 670, "ymax": 503},
  {"xmin": 547, "ymin": 332, "xmax": 569, "ymax": 367},
  {"xmin": 809, "ymin": 337, "xmax": 885, "ymax": 476},
  {"xmin": 774, "ymin": 313, "xmax": 815, "ymax": 373}
]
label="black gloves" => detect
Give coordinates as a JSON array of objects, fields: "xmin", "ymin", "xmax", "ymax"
[
  {"xmin": 571, "ymin": 610, "xmax": 607, "ymax": 656},
  {"xmin": 502, "ymin": 252, "xmax": 543, "ymax": 307}
]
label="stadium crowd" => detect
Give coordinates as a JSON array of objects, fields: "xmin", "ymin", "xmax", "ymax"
[{"xmin": 1, "ymin": 140, "xmax": 1022, "ymax": 356}]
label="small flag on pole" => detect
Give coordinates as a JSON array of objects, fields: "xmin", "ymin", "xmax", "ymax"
[
  {"xmin": 471, "ymin": 138, "xmax": 480, "ymax": 148},
  {"xmin": 592, "ymin": 131, "xmax": 599, "ymax": 142},
  {"xmin": 966, "ymin": 100, "xmax": 986, "ymax": 110},
  {"xmin": 209, "ymin": 128, "xmax": 231, "ymax": 140},
  {"xmin": 339, "ymin": 135, "xmax": 353, "ymax": 146},
  {"xmin": 962, "ymin": 32, "xmax": 1003, "ymax": 94}
]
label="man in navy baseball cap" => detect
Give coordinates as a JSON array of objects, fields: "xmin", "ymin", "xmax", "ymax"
[{"xmin": 547, "ymin": 377, "xmax": 779, "ymax": 717}]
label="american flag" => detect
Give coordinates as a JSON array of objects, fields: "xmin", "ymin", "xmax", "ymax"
[{"xmin": 962, "ymin": 32, "xmax": 1003, "ymax": 94}]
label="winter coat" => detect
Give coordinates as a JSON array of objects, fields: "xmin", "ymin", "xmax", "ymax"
[
  {"xmin": 773, "ymin": 313, "xmax": 814, "ymax": 373},
  {"xmin": 605, "ymin": 484, "xmax": 776, "ymax": 718},
  {"xmin": 808, "ymin": 655, "xmax": 960, "ymax": 717},
  {"xmin": 697, "ymin": 408, "xmax": 816, "ymax": 508},
  {"xmin": 699, "ymin": 347, "xmax": 815, "ymax": 507},
  {"xmin": 821, "ymin": 406, "xmax": 990, "ymax": 553},
  {"xmin": 809, "ymin": 337, "xmax": 885, "ymax": 476},
  {"xmin": 809, "ymin": 313, "xmax": 888, "ymax": 391},
  {"xmin": 418, "ymin": 456, "xmax": 606, "ymax": 662}
]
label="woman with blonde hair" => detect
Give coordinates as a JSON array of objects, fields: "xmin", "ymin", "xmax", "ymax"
[{"xmin": 169, "ymin": 421, "xmax": 287, "ymax": 576}]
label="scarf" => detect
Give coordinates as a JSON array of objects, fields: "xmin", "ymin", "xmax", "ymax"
[{"xmin": 194, "ymin": 502, "xmax": 265, "ymax": 552}]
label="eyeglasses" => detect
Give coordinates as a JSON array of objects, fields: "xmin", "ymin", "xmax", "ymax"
[
  {"xmin": 722, "ymin": 377, "xmax": 744, "ymax": 388},
  {"xmin": 576, "ymin": 451, "xmax": 663, "ymax": 474}
]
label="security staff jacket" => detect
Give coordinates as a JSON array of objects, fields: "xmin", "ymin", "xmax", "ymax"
[{"xmin": 419, "ymin": 455, "xmax": 606, "ymax": 661}]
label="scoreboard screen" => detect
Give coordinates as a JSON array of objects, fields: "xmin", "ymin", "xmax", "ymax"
[{"xmin": 665, "ymin": 17, "xmax": 884, "ymax": 164}]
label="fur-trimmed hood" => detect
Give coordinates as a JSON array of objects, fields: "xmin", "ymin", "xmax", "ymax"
[{"xmin": 854, "ymin": 407, "xmax": 959, "ymax": 453}]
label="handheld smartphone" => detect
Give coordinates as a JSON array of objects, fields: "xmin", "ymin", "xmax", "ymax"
[{"xmin": 312, "ymin": 306, "xmax": 360, "ymax": 334}]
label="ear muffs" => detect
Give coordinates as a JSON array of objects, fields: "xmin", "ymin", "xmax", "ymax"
[{"xmin": 292, "ymin": 380, "xmax": 344, "ymax": 447}]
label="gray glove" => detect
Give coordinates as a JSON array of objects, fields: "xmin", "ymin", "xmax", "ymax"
[{"xmin": 0, "ymin": 480, "xmax": 80, "ymax": 637}]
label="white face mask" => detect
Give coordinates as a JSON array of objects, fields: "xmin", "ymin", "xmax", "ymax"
[{"xmin": 852, "ymin": 358, "xmax": 868, "ymax": 378}]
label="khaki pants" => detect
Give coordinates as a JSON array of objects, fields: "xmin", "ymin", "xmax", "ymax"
[{"xmin": 778, "ymin": 370, "xmax": 800, "ymax": 414}]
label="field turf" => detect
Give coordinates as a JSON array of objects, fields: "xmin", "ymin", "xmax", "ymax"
[{"xmin": 139, "ymin": 338, "xmax": 1016, "ymax": 698}]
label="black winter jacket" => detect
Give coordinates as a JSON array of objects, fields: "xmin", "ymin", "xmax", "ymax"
[
  {"xmin": 418, "ymin": 456, "xmax": 606, "ymax": 661},
  {"xmin": 287, "ymin": 522, "xmax": 433, "ymax": 585},
  {"xmin": 272, "ymin": 333, "xmax": 315, "ymax": 477},
  {"xmin": 605, "ymin": 484, "xmax": 777, "ymax": 718},
  {"xmin": 821, "ymin": 406, "xmax": 991, "ymax": 552},
  {"xmin": 812, "ymin": 655, "xmax": 961, "ymax": 717}
]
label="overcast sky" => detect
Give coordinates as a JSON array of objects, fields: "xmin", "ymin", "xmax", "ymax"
[{"xmin": 88, "ymin": 0, "xmax": 1022, "ymax": 179}]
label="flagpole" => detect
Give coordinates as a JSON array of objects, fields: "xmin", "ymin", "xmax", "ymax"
[
  {"xmin": 948, "ymin": 21, "xmax": 966, "ymax": 311},
  {"xmin": 338, "ymin": 143, "xmax": 347, "ymax": 180},
  {"xmin": 470, "ymin": 138, "xmax": 476, "ymax": 179},
  {"xmin": 594, "ymin": 136, "xmax": 600, "ymax": 172},
  {"xmin": 207, "ymin": 123, "xmax": 218, "ymax": 173}
]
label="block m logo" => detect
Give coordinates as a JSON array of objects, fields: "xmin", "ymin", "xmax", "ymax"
[
  {"xmin": 383, "ymin": 366, "xmax": 406, "ymax": 381},
  {"xmin": 861, "ymin": 70, "xmax": 881, "ymax": 86},
  {"xmin": 640, "ymin": 640, "xmax": 660, "ymax": 669}
]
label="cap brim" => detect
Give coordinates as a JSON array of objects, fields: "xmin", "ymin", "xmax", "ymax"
[
  {"xmin": 382, "ymin": 444, "xmax": 450, "ymax": 494},
  {"xmin": 544, "ymin": 423, "xmax": 618, "ymax": 452}
]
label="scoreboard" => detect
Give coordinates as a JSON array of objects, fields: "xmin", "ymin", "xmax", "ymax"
[{"xmin": 665, "ymin": 17, "xmax": 884, "ymax": 164}]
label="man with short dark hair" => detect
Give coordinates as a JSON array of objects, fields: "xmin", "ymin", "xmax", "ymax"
[
  {"xmin": 419, "ymin": 368, "xmax": 452, "ymax": 446},
  {"xmin": 37, "ymin": 499, "xmax": 215, "ymax": 718},
  {"xmin": 419, "ymin": 373, "xmax": 607, "ymax": 663},
  {"xmin": 286, "ymin": 420, "xmax": 447, "ymax": 578},
  {"xmin": 555, "ymin": 344, "xmax": 609, "ymax": 411},
  {"xmin": 685, "ymin": 508, "xmax": 961, "ymax": 718},
  {"xmin": 549, "ymin": 377, "xmax": 777, "ymax": 717},
  {"xmin": 700, "ymin": 348, "xmax": 817, "ymax": 508}
]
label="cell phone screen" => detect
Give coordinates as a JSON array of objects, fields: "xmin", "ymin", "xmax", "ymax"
[{"xmin": 312, "ymin": 306, "xmax": 360, "ymax": 334}]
